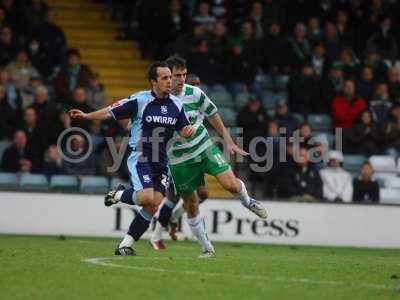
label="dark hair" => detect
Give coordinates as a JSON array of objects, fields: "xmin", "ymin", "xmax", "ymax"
[
  {"xmin": 148, "ymin": 61, "xmax": 169, "ymax": 82},
  {"xmin": 67, "ymin": 48, "xmax": 81, "ymax": 58},
  {"xmin": 165, "ymin": 55, "xmax": 187, "ymax": 71}
]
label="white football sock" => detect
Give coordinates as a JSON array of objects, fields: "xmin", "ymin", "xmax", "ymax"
[
  {"xmin": 152, "ymin": 221, "xmax": 164, "ymax": 241},
  {"xmin": 187, "ymin": 215, "xmax": 214, "ymax": 252},
  {"xmin": 115, "ymin": 190, "xmax": 124, "ymax": 201},
  {"xmin": 119, "ymin": 234, "xmax": 134, "ymax": 248},
  {"xmin": 234, "ymin": 179, "xmax": 251, "ymax": 206},
  {"xmin": 170, "ymin": 200, "xmax": 185, "ymax": 223}
]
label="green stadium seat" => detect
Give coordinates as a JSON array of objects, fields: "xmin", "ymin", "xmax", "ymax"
[
  {"xmin": 261, "ymin": 90, "xmax": 278, "ymax": 109},
  {"xmin": 308, "ymin": 114, "xmax": 332, "ymax": 132},
  {"xmin": 235, "ymin": 92, "xmax": 253, "ymax": 108},
  {"xmin": 50, "ymin": 175, "xmax": 79, "ymax": 192},
  {"xmin": 275, "ymin": 75, "xmax": 290, "ymax": 90},
  {"xmin": 110, "ymin": 177, "xmax": 130, "ymax": 189},
  {"xmin": 19, "ymin": 174, "xmax": 48, "ymax": 191},
  {"xmin": 343, "ymin": 155, "xmax": 367, "ymax": 173},
  {"xmin": 209, "ymin": 91, "xmax": 234, "ymax": 108},
  {"xmin": 0, "ymin": 172, "xmax": 18, "ymax": 189},
  {"xmin": 218, "ymin": 107, "xmax": 237, "ymax": 127},
  {"xmin": 292, "ymin": 113, "xmax": 305, "ymax": 123},
  {"xmin": 80, "ymin": 176, "xmax": 109, "ymax": 193}
]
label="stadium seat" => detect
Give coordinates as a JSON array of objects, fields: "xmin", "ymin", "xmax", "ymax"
[
  {"xmin": 369, "ymin": 155, "xmax": 397, "ymax": 173},
  {"xmin": 235, "ymin": 92, "xmax": 253, "ymax": 108},
  {"xmin": 380, "ymin": 188, "xmax": 400, "ymax": 204},
  {"xmin": 50, "ymin": 175, "xmax": 79, "ymax": 192},
  {"xmin": 19, "ymin": 174, "xmax": 48, "ymax": 191},
  {"xmin": 308, "ymin": 114, "xmax": 332, "ymax": 132},
  {"xmin": 343, "ymin": 155, "xmax": 367, "ymax": 173},
  {"xmin": 110, "ymin": 177, "xmax": 130, "ymax": 189},
  {"xmin": 292, "ymin": 113, "xmax": 305, "ymax": 123},
  {"xmin": 0, "ymin": 140, "xmax": 11, "ymax": 162},
  {"xmin": 209, "ymin": 91, "xmax": 234, "ymax": 108},
  {"xmin": 80, "ymin": 176, "xmax": 109, "ymax": 193},
  {"xmin": 385, "ymin": 176, "xmax": 400, "ymax": 189},
  {"xmin": 275, "ymin": 75, "xmax": 290, "ymax": 90},
  {"xmin": 374, "ymin": 172, "xmax": 396, "ymax": 188},
  {"xmin": 261, "ymin": 91, "xmax": 278, "ymax": 109},
  {"xmin": 0, "ymin": 172, "xmax": 18, "ymax": 189},
  {"xmin": 218, "ymin": 107, "xmax": 237, "ymax": 127}
]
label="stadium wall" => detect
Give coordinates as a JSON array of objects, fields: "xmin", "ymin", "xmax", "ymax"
[{"xmin": 1, "ymin": 192, "xmax": 399, "ymax": 249}]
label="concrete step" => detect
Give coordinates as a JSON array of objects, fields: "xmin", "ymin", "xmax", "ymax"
[
  {"xmin": 102, "ymin": 78, "xmax": 148, "ymax": 88},
  {"xmin": 107, "ymin": 87, "xmax": 144, "ymax": 100},
  {"xmin": 53, "ymin": 8, "xmax": 105, "ymax": 20},
  {"xmin": 56, "ymin": 20, "xmax": 119, "ymax": 30},
  {"xmin": 82, "ymin": 59, "xmax": 148, "ymax": 69},
  {"xmin": 65, "ymin": 31, "xmax": 118, "ymax": 41},
  {"xmin": 69, "ymin": 39, "xmax": 134, "ymax": 50},
  {"xmin": 48, "ymin": 1, "xmax": 104, "ymax": 10},
  {"xmin": 96, "ymin": 68, "xmax": 147, "ymax": 78},
  {"xmin": 78, "ymin": 48, "xmax": 139, "ymax": 60}
]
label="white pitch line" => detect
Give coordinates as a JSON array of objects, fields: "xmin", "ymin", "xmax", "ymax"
[{"xmin": 83, "ymin": 257, "xmax": 394, "ymax": 291}]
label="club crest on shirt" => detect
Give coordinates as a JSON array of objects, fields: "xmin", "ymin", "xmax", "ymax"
[{"xmin": 161, "ymin": 106, "xmax": 168, "ymax": 115}]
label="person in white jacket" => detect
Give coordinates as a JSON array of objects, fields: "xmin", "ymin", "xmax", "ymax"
[{"xmin": 319, "ymin": 150, "xmax": 353, "ymax": 202}]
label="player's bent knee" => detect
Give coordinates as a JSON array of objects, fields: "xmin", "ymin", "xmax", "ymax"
[
  {"xmin": 137, "ymin": 189, "xmax": 155, "ymax": 206},
  {"xmin": 197, "ymin": 187, "xmax": 209, "ymax": 202}
]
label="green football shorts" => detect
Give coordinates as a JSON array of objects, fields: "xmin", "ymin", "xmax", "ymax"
[{"xmin": 170, "ymin": 144, "xmax": 230, "ymax": 197}]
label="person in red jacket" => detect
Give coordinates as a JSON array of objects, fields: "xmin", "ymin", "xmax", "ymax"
[{"xmin": 332, "ymin": 79, "xmax": 366, "ymax": 129}]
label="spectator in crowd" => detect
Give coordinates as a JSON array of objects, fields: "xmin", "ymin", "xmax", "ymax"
[
  {"xmin": 33, "ymin": 9, "xmax": 66, "ymax": 72},
  {"xmin": 68, "ymin": 87, "xmax": 92, "ymax": 131},
  {"xmin": 42, "ymin": 144, "xmax": 65, "ymax": 178},
  {"xmin": 287, "ymin": 64, "xmax": 320, "ymax": 115},
  {"xmin": 335, "ymin": 10, "xmax": 354, "ymax": 47},
  {"xmin": 322, "ymin": 22, "xmax": 342, "ymax": 62},
  {"xmin": 298, "ymin": 122, "xmax": 314, "ymax": 149},
  {"xmin": 98, "ymin": 135, "xmax": 129, "ymax": 180},
  {"xmin": 0, "ymin": 84, "xmax": 16, "ymax": 140},
  {"xmin": 28, "ymin": 85, "xmax": 58, "ymax": 129},
  {"xmin": 1, "ymin": 130, "xmax": 37, "ymax": 173},
  {"xmin": 366, "ymin": 16, "xmax": 398, "ymax": 62},
  {"xmin": 85, "ymin": 73, "xmax": 107, "ymax": 110},
  {"xmin": 55, "ymin": 48, "xmax": 92, "ymax": 102},
  {"xmin": 310, "ymin": 43, "xmax": 330, "ymax": 79},
  {"xmin": 319, "ymin": 150, "xmax": 353, "ymax": 203},
  {"xmin": 336, "ymin": 47, "xmax": 359, "ymax": 79},
  {"xmin": 0, "ymin": 26, "xmax": 17, "ymax": 66},
  {"xmin": 387, "ymin": 67, "xmax": 400, "ymax": 102},
  {"xmin": 356, "ymin": 66, "xmax": 376, "ymax": 102},
  {"xmin": 248, "ymin": 1, "xmax": 269, "ymax": 41},
  {"xmin": 262, "ymin": 22, "xmax": 289, "ymax": 74},
  {"xmin": 237, "ymin": 97, "xmax": 268, "ymax": 150},
  {"xmin": 192, "ymin": 1, "xmax": 216, "ymax": 32},
  {"xmin": 27, "ymin": 38, "xmax": 52, "ymax": 77},
  {"xmin": 63, "ymin": 133, "xmax": 96, "ymax": 176},
  {"xmin": 277, "ymin": 146, "xmax": 323, "ymax": 201},
  {"xmin": 0, "ymin": 68, "xmax": 20, "ymax": 111},
  {"xmin": 188, "ymin": 39, "xmax": 222, "ymax": 86},
  {"xmin": 347, "ymin": 110, "xmax": 382, "ymax": 155},
  {"xmin": 208, "ymin": 21, "xmax": 229, "ymax": 62},
  {"xmin": 369, "ymin": 83, "xmax": 393, "ymax": 123},
  {"xmin": 19, "ymin": 76, "xmax": 44, "ymax": 110},
  {"xmin": 362, "ymin": 50, "xmax": 388, "ymax": 82},
  {"xmin": 274, "ymin": 100, "xmax": 298, "ymax": 137},
  {"xmin": 49, "ymin": 110, "xmax": 71, "ymax": 145},
  {"xmin": 19, "ymin": 107, "xmax": 47, "ymax": 161},
  {"xmin": 383, "ymin": 103, "xmax": 400, "ymax": 159},
  {"xmin": 186, "ymin": 73, "xmax": 201, "ymax": 87},
  {"xmin": 287, "ymin": 22, "xmax": 311, "ymax": 68},
  {"xmin": 353, "ymin": 162, "xmax": 380, "ymax": 203},
  {"xmin": 5, "ymin": 50, "xmax": 40, "ymax": 90},
  {"xmin": 307, "ymin": 16, "xmax": 322, "ymax": 45},
  {"xmin": 332, "ymin": 79, "xmax": 367, "ymax": 129},
  {"xmin": 321, "ymin": 63, "xmax": 344, "ymax": 107}
]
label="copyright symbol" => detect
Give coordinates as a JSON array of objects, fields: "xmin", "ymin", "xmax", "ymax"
[{"xmin": 57, "ymin": 127, "xmax": 93, "ymax": 163}]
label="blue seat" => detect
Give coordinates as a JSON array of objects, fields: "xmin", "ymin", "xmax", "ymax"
[
  {"xmin": 19, "ymin": 174, "xmax": 48, "ymax": 190},
  {"xmin": 50, "ymin": 175, "xmax": 79, "ymax": 192},
  {"xmin": 0, "ymin": 172, "xmax": 18, "ymax": 189},
  {"xmin": 80, "ymin": 176, "xmax": 109, "ymax": 193},
  {"xmin": 308, "ymin": 114, "xmax": 332, "ymax": 132},
  {"xmin": 110, "ymin": 177, "xmax": 130, "ymax": 189},
  {"xmin": 209, "ymin": 91, "xmax": 234, "ymax": 108},
  {"xmin": 292, "ymin": 113, "xmax": 305, "ymax": 124},
  {"xmin": 235, "ymin": 93, "xmax": 253, "ymax": 108},
  {"xmin": 218, "ymin": 107, "xmax": 237, "ymax": 127},
  {"xmin": 343, "ymin": 155, "xmax": 367, "ymax": 173},
  {"xmin": 261, "ymin": 90, "xmax": 278, "ymax": 109},
  {"xmin": 275, "ymin": 75, "xmax": 290, "ymax": 90}
]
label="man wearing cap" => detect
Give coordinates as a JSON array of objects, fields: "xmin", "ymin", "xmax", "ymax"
[{"xmin": 319, "ymin": 150, "xmax": 353, "ymax": 202}]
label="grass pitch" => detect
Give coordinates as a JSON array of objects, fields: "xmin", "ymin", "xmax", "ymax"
[{"xmin": 0, "ymin": 235, "xmax": 399, "ymax": 300}]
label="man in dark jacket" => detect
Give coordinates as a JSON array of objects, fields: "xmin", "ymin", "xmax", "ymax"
[
  {"xmin": 278, "ymin": 146, "xmax": 323, "ymax": 200},
  {"xmin": 353, "ymin": 162, "xmax": 380, "ymax": 203}
]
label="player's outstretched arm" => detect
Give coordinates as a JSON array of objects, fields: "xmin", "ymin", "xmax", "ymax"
[
  {"xmin": 69, "ymin": 107, "xmax": 112, "ymax": 121},
  {"xmin": 207, "ymin": 113, "xmax": 249, "ymax": 156}
]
